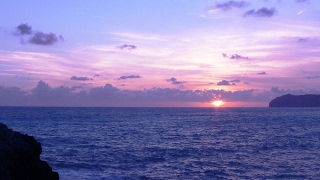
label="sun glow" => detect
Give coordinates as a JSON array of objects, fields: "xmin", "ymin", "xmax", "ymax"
[{"xmin": 212, "ymin": 100, "xmax": 224, "ymax": 107}]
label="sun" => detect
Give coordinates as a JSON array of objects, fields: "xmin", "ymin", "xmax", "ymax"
[{"xmin": 212, "ymin": 100, "xmax": 224, "ymax": 107}]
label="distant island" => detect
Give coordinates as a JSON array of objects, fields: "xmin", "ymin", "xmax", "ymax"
[{"xmin": 269, "ymin": 94, "xmax": 320, "ymax": 107}]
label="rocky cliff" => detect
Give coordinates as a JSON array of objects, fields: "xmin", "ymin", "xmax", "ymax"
[
  {"xmin": 269, "ymin": 94, "xmax": 320, "ymax": 107},
  {"xmin": 0, "ymin": 123, "xmax": 59, "ymax": 180}
]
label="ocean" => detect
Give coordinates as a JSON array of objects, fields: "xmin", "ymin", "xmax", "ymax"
[{"xmin": 0, "ymin": 107, "xmax": 320, "ymax": 179}]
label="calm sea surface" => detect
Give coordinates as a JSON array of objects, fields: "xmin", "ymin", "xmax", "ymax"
[{"xmin": 1, "ymin": 107, "xmax": 320, "ymax": 180}]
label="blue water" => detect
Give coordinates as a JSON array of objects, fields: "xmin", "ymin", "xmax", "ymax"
[{"xmin": 1, "ymin": 107, "xmax": 320, "ymax": 179}]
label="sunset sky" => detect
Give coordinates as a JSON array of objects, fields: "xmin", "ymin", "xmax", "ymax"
[{"xmin": 1, "ymin": 0, "xmax": 320, "ymax": 107}]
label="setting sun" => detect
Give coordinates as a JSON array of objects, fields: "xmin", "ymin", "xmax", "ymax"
[{"xmin": 212, "ymin": 100, "xmax": 224, "ymax": 107}]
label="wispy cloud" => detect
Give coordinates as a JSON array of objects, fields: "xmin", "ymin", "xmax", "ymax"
[
  {"xmin": 298, "ymin": 38, "xmax": 308, "ymax": 43},
  {"xmin": 208, "ymin": 1, "xmax": 250, "ymax": 12},
  {"xmin": 244, "ymin": 7, "xmax": 277, "ymax": 18},
  {"xmin": 230, "ymin": 79, "xmax": 241, "ymax": 83},
  {"xmin": 297, "ymin": 9, "xmax": 307, "ymax": 15},
  {"xmin": 222, "ymin": 53, "xmax": 249, "ymax": 60},
  {"xmin": 296, "ymin": 0, "xmax": 309, "ymax": 3},
  {"xmin": 166, "ymin": 77, "xmax": 187, "ymax": 85},
  {"xmin": 70, "ymin": 76, "xmax": 93, "ymax": 81},
  {"xmin": 217, "ymin": 80, "xmax": 234, "ymax": 85},
  {"xmin": 306, "ymin": 75, "xmax": 320, "ymax": 79},
  {"xmin": 117, "ymin": 75, "xmax": 141, "ymax": 80},
  {"xmin": 110, "ymin": 32, "xmax": 167, "ymax": 41},
  {"xmin": 117, "ymin": 44, "xmax": 137, "ymax": 50},
  {"xmin": 257, "ymin": 72, "xmax": 267, "ymax": 75}
]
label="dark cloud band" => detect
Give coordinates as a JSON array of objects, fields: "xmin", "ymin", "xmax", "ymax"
[{"xmin": 2, "ymin": 81, "xmax": 320, "ymax": 106}]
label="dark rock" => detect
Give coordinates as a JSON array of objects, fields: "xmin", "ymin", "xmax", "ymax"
[
  {"xmin": 269, "ymin": 94, "xmax": 320, "ymax": 107},
  {"xmin": 0, "ymin": 123, "xmax": 59, "ymax": 180}
]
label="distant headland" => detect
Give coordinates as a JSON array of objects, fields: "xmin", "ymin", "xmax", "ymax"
[{"xmin": 269, "ymin": 94, "xmax": 320, "ymax": 107}]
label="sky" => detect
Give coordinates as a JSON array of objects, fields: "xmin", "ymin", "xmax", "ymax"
[{"xmin": 1, "ymin": 0, "xmax": 320, "ymax": 107}]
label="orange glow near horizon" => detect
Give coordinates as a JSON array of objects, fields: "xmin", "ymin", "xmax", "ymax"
[{"xmin": 212, "ymin": 100, "xmax": 224, "ymax": 107}]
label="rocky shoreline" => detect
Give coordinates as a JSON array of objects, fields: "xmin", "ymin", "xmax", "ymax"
[{"xmin": 0, "ymin": 123, "xmax": 59, "ymax": 180}]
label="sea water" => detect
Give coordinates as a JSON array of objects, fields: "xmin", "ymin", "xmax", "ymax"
[{"xmin": 0, "ymin": 107, "xmax": 320, "ymax": 180}]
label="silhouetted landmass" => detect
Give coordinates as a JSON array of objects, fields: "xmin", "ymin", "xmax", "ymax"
[
  {"xmin": 0, "ymin": 123, "xmax": 59, "ymax": 180},
  {"xmin": 269, "ymin": 94, "xmax": 320, "ymax": 107}
]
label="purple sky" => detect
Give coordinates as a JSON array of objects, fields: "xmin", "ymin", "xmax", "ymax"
[{"xmin": 1, "ymin": 0, "xmax": 320, "ymax": 107}]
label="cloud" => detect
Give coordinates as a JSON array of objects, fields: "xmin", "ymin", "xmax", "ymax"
[
  {"xmin": 230, "ymin": 54, "xmax": 249, "ymax": 60},
  {"xmin": 94, "ymin": 74, "xmax": 100, "ymax": 77},
  {"xmin": 0, "ymin": 86, "xmax": 27, "ymax": 105},
  {"xmin": 217, "ymin": 80, "xmax": 234, "ymax": 85},
  {"xmin": 71, "ymin": 86, "xmax": 83, "ymax": 91},
  {"xmin": 166, "ymin": 77, "xmax": 187, "ymax": 84},
  {"xmin": 257, "ymin": 72, "xmax": 267, "ymax": 75},
  {"xmin": 70, "ymin": 76, "xmax": 93, "ymax": 81},
  {"xmin": 29, "ymin": 32, "xmax": 64, "ymax": 45},
  {"xmin": 269, "ymin": 86, "xmax": 315, "ymax": 95},
  {"xmin": 244, "ymin": 7, "xmax": 277, "ymax": 18},
  {"xmin": 229, "ymin": 79, "xmax": 241, "ymax": 83},
  {"xmin": 209, "ymin": 1, "xmax": 250, "ymax": 11},
  {"xmin": 306, "ymin": 75, "xmax": 320, "ymax": 79},
  {"xmin": 16, "ymin": 23, "xmax": 32, "ymax": 35},
  {"xmin": 2, "ymin": 81, "xmax": 320, "ymax": 106},
  {"xmin": 32, "ymin": 80, "xmax": 51, "ymax": 94},
  {"xmin": 222, "ymin": 53, "xmax": 228, "ymax": 58},
  {"xmin": 117, "ymin": 44, "xmax": 137, "ymax": 50},
  {"xmin": 270, "ymin": 87, "xmax": 288, "ymax": 94},
  {"xmin": 117, "ymin": 75, "xmax": 141, "ymax": 80},
  {"xmin": 296, "ymin": 0, "xmax": 309, "ymax": 3},
  {"xmin": 298, "ymin": 38, "xmax": 308, "ymax": 43},
  {"xmin": 222, "ymin": 53, "xmax": 249, "ymax": 60},
  {"xmin": 295, "ymin": 37, "xmax": 320, "ymax": 46},
  {"xmin": 13, "ymin": 23, "xmax": 64, "ymax": 45}
]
